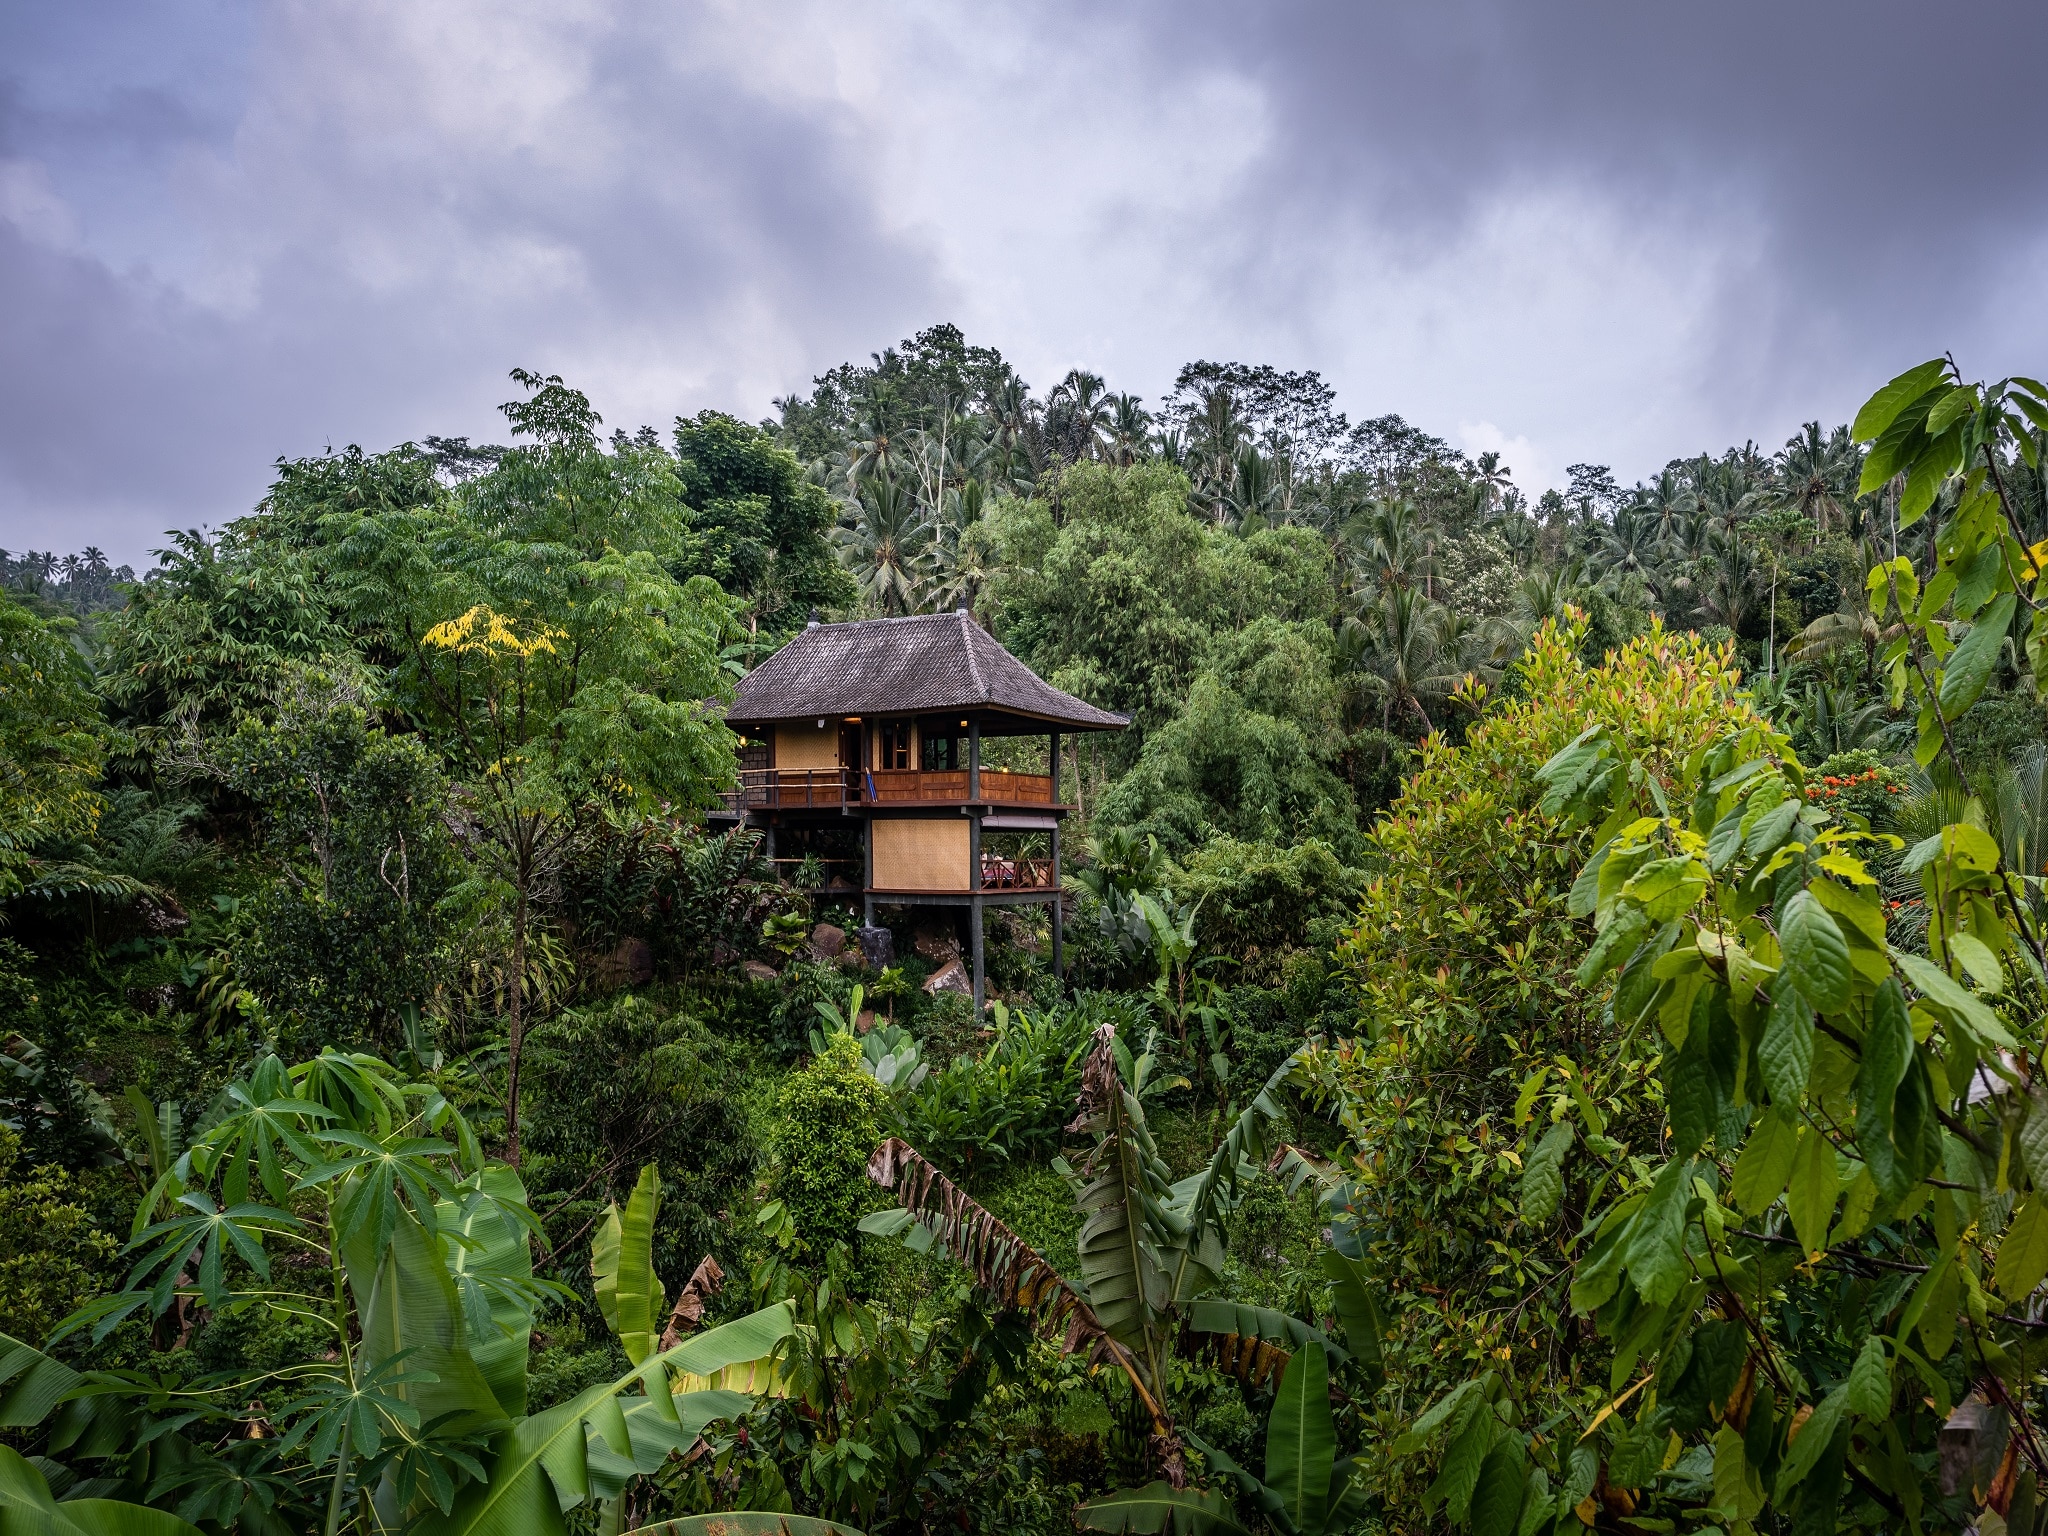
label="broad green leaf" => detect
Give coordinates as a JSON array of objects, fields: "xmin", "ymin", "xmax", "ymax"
[
  {"xmin": 360, "ymin": 1211, "xmax": 506, "ymax": 1431},
  {"xmin": 0, "ymin": 1444, "xmax": 207, "ymax": 1536},
  {"xmin": 1470, "ymin": 1439, "xmax": 1527, "ymax": 1536},
  {"xmin": 1574, "ymin": 904, "xmax": 1649, "ymax": 986},
  {"xmin": 1893, "ymin": 949, "xmax": 2015, "ymax": 1049},
  {"xmin": 1996, "ymin": 1198, "xmax": 2048, "ymax": 1301},
  {"xmin": 1074, "ymin": 1483, "xmax": 1251, "ymax": 1535},
  {"xmin": 1855, "ymin": 979, "xmax": 1916, "ymax": 1202},
  {"xmin": 1853, "ymin": 359, "xmax": 1949, "ymax": 443},
  {"xmin": 1809, "ymin": 878, "xmax": 1885, "ymax": 946},
  {"xmin": 1624, "ymin": 1157, "xmax": 1694, "ymax": 1307},
  {"xmin": 1732, "ymin": 1111, "xmax": 1798, "ymax": 1215},
  {"xmin": 2019, "ymin": 1090, "xmax": 2048, "ymax": 1191},
  {"xmin": 418, "ymin": 1303, "xmax": 795, "ymax": 1536},
  {"xmin": 0, "ymin": 1333, "xmax": 81, "ymax": 1428},
  {"xmin": 1266, "ymin": 1335, "xmax": 1334, "ymax": 1536},
  {"xmin": 1774, "ymin": 1388, "xmax": 1846, "ymax": 1493},
  {"xmin": 1758, "ymin": 984, "xmax": 1814, "ymax": 1105},
  {"xmin": 1786, "ymin": 1127, "xmax": 1839, "ymax": 1259},
  {"xmin": 1925, "ymin": 383, "xmax": 1978, "ymax": 436},
  {"xmin": 1429, "ymin": 1407, "xmax": 1497, "ymax": 1522},
  {"xmin": 1623, "ymin": 856, "xmax": 1706, "ymax": 924},
  {"xmin": 441, "ymin": 1166, "xmax": 538, "ymax": 1419},
  {"xmin": 1950, "ymin": 932, "xmax": 2005, "ymax": 993},
  {"xmin": 1319, "ymin": 1249, "xmax": 1385, "ymax": 1386},
  {"xmin": 1939, "ymin": 593, "xmax": 2018, "ymax": 719},
  {"xmin": 1845, "ymin": 1335, "xmax": 1890, "ymax": 1419},
  {"xmin": 1519, "ymin": 1121, "xmax": 1574, "ymax": 1226},
  {"xmin": 1779, "ymin": 889, "xmax": 1850, "ymax": 1014},
  {"xmin": 592, "ymin": 1166, "xmax": 666, "ymax": 1367},
  {"xmin": 1712, "ymin": 1425, "xmax": 1764, "ymax": 1521}
]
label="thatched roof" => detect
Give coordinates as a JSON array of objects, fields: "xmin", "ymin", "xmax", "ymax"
[{"xmin": 728, "ymin": 612, "xmax": 1126, "ymax": 732}]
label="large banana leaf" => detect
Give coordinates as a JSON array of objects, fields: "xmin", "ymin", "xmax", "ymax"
[
  {"xmin": 624, "ymin": 1517, "xmax": 864, "ymax": 1534},
  {"xmin": 439, "ymin": 1166, "xmax": 537, "ymax": 1417},
  {"xmin": 1184, "ymin": 1302, "xmax": 1347, "ymax": 1390},
  {"xmin": 415, "ymin": 1303, "xmax": 794, "ymax": 1536},
  {"xmin": 1265, "ymin": 1342, "xmax": 1334, "ymax": 1536},
  {"xmin": 0, "ymin": 1333, "xmax": 81, "ymax": 1427},
  {"xmin": 1064, "ymin": 1026, "xmax": 1178, "ymax": 1365},
  {"xmin": 1073, "ymin": 1482, "xmax": 1250, "ymax": 1535},
  {"xmin": 0, "ymin": 1445, "xmax": 203, "ymax": 1536},
  {"xmin": 584, "ymin": 1389, "xmax": 752, "ymax": 1501},
  {"xmin": 1160, "ymin": 1051, "xmax": 1302, "ymax": 1305},
  {"xmin": 864, "ymin": 1138, "xmax": 1169, "ymax": 1437},
  {"xmin": 1317, "ymin": 1249, "xmax": 1385, "ymax": 1389},
  {"xmin": 357, "ymin": 1210, "xmax": 506, "ymax": 1431},
  {"xmin": 592, "ymin": 1165, "xmax": 666, "ymax": 1367}
]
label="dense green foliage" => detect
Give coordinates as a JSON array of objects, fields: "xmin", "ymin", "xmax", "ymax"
[{"xmin": 10, "ymin": 335, "xmax": 2048, "ymax": 1536}]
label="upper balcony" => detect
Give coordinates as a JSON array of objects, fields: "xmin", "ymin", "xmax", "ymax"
[{"xmin": 715, "ymin": 766, "xmax": 1059, "ymax": 815}]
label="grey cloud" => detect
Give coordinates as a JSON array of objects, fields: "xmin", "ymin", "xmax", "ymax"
[{"xmin": 6, "ymin": 1, "xmax": 2048, "ymax": 562}]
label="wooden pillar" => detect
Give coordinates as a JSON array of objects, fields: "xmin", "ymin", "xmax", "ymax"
[
  {"xmin": 1051, "ymin": 820, "xmax": 1064, "ymax": 983},
  {"xmin": 968, "ymin": 717, "xmax": 981, "ymax": 801},
  {"xmin": 1050, "ymin": 730, "xmax": 1061, "ymax": 803},
  {"xmin": 971, "ymin": 896, "xmax": 985, "ymax": 1010},
  {"xmin": 862, "ymin": 820, "xmax": 874, "ymax": 927}
]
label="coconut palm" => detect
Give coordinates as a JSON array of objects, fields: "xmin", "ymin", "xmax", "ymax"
[
  {"xmin": 833, "ymin": 474, "xmax": 929, "ymax": 615},
  {"xmin": 1354, "ymin": 583, "xmax": 1475, "ymax": 735},
  {"xmin": 1104, "ymin": 394, "xmax": 1153, "ymax": 466},
  {"xmin": 1771, "ymin": 421, "xmax": 1864, "ymax": 538},
  {"xmin": 1046, "ymin": 369, "xmax": 1111, "ymax": 465}
]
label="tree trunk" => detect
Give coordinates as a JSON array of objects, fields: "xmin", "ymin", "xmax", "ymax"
[{"xmin": 505, "ymin": 870, "xmax": 528, "ymax": 1167}]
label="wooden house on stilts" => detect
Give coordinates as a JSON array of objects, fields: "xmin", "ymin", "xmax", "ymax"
[{"xmin": 714, "ymin": 611, "xmax": 1127, "ymax": 1007}]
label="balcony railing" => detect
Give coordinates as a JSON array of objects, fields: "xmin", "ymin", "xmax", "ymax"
[
  {"xmin": 718, "ymin": 767, "xmax": 1058, "ymax": 813},
  {"xmin": 980, "ymin": 854, "xmax": 1057, "ymax": 890}
]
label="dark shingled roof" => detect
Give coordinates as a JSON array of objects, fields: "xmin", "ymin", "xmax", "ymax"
[{"xmin": 728, "ymin": 612, "xmax": 1127, "ymax": 731}]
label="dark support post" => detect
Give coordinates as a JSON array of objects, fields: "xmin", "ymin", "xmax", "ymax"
[
  {"xmin": 969, "ymin": 810, "xmax": 981, "ymax": 893},
  {"xmin": 1049, "ymin": 731, "xmax": 1061, "ymax": 803},
  {"xmin": 763, "ymin": 820, "xmax": 776, "ymax": 864},
  {"xmin": 1051, "ymin": 820, "xmax": 1064, "ymax": 983},
  {"xmin": 968, "ymin": 718, "xmax": 981, "ymax": 801},
  {"xmin": 971, "ymin": 896, "xmax": 985, "ymax": 1010},
  {"xmin": 863, "ymin": 821, "xmax": 874, "ymax": 927}
]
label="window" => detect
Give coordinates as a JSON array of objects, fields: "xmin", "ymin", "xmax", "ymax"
[
  {"xmin": 879, "ymin": 721, "xmax": 912, "ymax": 770},
  {"xmin": 921, "ymin": 729, "xmax": 958, "ymax": 771}
]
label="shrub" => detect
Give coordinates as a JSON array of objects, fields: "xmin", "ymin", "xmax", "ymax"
[
  {"xmin": 1299, "ymin": 615, "xmax": 1764, "ymax": 1511},
  {"xmin": 521, "ymin": 991, "xmax": 762, "ymax": 1304},
  {"xmin": 0, "ymin": 1124, "xmax": 118, "ymax": 1345},
  {"xmin": 1175, "ymin": 836, "xmax": 1365, "ymax": 980},
  {"xmin": 895, "ymin": 1002, "xmax": 1097, "ymax": 1173},
  {"xmin": 1810, "ymin": 747, "xmax": 1911, "ymax": 829},
  {"xmin": 770, "ymin": 1033, "xmax": 887, "ymax": 1255}
]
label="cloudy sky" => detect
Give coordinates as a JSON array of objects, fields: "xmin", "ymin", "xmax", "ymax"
[{"xmin": 4, "ymin": 1, "xmax": 2046, "ymax": 564}]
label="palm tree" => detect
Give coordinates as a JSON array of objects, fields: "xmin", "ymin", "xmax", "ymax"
[
  {"xmin": 1228, "ymin": 446, "xmax": 1283, "ymax": 531},
  {"xmin": 1594, "ymin": 501, "xmax": 1662, "ymax": 586},
  {"xmin": 1356, "ymin": 497, "xmax": 1430, "ymax": 594},
  {"xmin": 1104, "ymin": 394, "xmax": 1153, "ymax": 466},
  {"xmin": 1473, "ymin": 451, "xmax": 1513, "ymax": 513},
  {"xmin": 1632, "ymin": 468, "xmax": 1694, "ymax": 550},
  {"xmin": 1046, "ymin": 369, "xmax": 1111, "ymax": 464},
  {"xmin": 1771, "ymin": 422, "xmax": 1863, "ymax": 538},
  {"xmin": 833, "ymin": 474, "xmax": 929, "ymax": 615},
  {"xmin": 1355, "ymin": 583, "xmax": 1475, "ymax": 735},
  {"xmin": 1696, "ymin": 528, "xmax": 1760, "ymax": 636}
]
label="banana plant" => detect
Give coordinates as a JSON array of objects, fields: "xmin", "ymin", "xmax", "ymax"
[{"xmin": 863, "ymin": 1025, "xmax": 1308, "ymax": 1489}]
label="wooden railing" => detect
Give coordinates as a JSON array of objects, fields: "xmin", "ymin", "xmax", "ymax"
[
  {"xmin": 980, "ymin": 771, "xmax": 1056, "ymax": 805},
  {"xmin": 868, "ymin": 768, "xmax": 969, "ymax": 803},
  {"xmin": 980, "ymin": 854, "xmax": 1057, "ymax": 890},
  {"xmin": 719, "ymin": 768, "xmax": 860, "ymax": 811},
  {"xmin": 721, "ymin": 767, "xmax": 1059, "ymax": 812}
]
